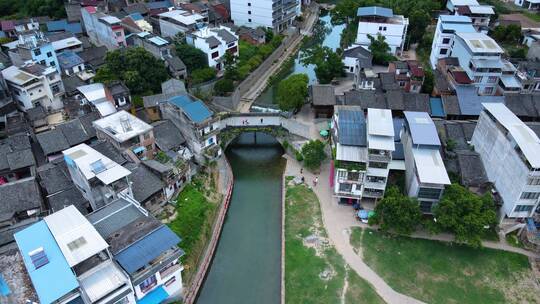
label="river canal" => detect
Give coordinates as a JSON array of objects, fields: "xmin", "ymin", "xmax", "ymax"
[
  {"xmin": 196, "ymin": 132, "xmax": 286, "ymax": 304},
  {"xmin": 254, "ymin": 13, "xmax": 346, "ymax": 107}
]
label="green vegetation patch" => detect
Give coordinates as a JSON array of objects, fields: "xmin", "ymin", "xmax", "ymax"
[
  {"xmin": 285, "ymin": 181, "xmax": 383, "ymax": 304},
  {"xmin": 168, "ymin": 177, "xmax": 220, "ymax": 283},
  {"xmin": 350, "ymin": 228, "xmax": 539, "ymax": 304}
]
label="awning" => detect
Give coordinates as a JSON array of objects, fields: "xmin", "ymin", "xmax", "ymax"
[
  {"xmin": 133, "ymin": 146, "xmax": 146, "ymax": 154},
  {"xmin": 137, "ymin": 285, "xmax": 169, "ymax": 304}
]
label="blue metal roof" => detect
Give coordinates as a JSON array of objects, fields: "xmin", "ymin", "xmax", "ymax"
[
  {"xmin": 338, "ymin": 108, "xmax": 366, "ymax": 146},
  {"xmin": 403, "ymin": 111, "xmax": 440, "ymax": 146},
  {"xmin": 455, "ymin": 86, "xmax": 504, "ymax": 116},
  {"xmin": 46, "ymin": 19, "xmax": 82, "ymax": 34},
  {"xmin": 357, "ymin": 6, "xmax": 393, "ymax": 18},
  {"xmin": 430, "ymin": 97, "xmax": 445, "ymax": 118},
  {"xmin": 439, "ymin": 15, "xmax": 472, "ymax": 23},
  {"xmin": 14, "ymin": 221, "xmax": 79, "ymax": 304},
  {"xmin": 137, "ymin": 285, "xmax": 169, "ymax": 304},
  {"xmin": 57, "ymin": 51, "xmax": 84, "ymax": 69},
  {"xmin": 145, "ymin": 0, "xmax": 172, "ymax": 10},
  {"xmin": 183, "ymin": 101, "xmax": 213, "ymax": 123},
  {"xmin": 115, "ymin": 226, "xmax": 182, "ymax": 274},
  {"xmin": 168, "ymin": 95, "xmax": 193, "ymax": 108}
]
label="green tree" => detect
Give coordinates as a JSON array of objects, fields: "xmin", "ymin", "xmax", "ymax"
[
  {"xmin": 421, "ymin": 68, "xmax": 434, "ymax": 94},
  {"xmin": 369, "ymin": 187, "xmax": 422, "ymax": 235},
  {"xmin": 368, "ymin": 34, "xmax": 395, "ymax": 65},
  {"xmin": 213, "ymin": 78, "xmax": 234, "ymax": 96},
  {"xmin": 191, "ymin": 67, "xmax": 217, "ymax": 84},
  {"xmin": 174, "ymin": 42, "xmax": 208, "ymax": 72},
  {"xmin": 433, "ymin": 184, "xmax": 497, "ymax": 248},
  {"xmin": 408, "ymin": 10, "xmax": 431, "ymax": 44},
  {"xmin": 301, "ymin": 140, "xmax": 326, "ymax": 170},
  {"xmin": 94, "ymin": 47, "xmax": 169, "ymax": 95},
  {"xmin": 301, "ymin": 46, "xmax": 345, "ymax": 84},
  {"xmin": 276, "ymin": 73, "xmax": 309, "ymax": 112},
  {"xmin": 491, "ymin": 25, "xmax": 522, "ymax": 45}
]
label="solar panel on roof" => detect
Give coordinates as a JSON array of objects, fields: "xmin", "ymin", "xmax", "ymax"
[
  {"xmin": 29, "ymin": 248, "xmax": 49, "ymax": 269},
  {"xmin": 90, "ymin": 159, "xmax": 106, "ymax": 174}
]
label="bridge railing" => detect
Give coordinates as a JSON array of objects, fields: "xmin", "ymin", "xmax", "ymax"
[{"xmin": 218, "ymin": 115, "xmax": 311, "ymax": 139}]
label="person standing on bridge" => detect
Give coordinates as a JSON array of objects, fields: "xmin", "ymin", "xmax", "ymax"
[{"xmin": 260, "ymin": 118, "xmax": 263, "ymax": 124}]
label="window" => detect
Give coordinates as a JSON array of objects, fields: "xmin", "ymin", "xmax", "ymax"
[
  {"xmin": 115, "ymin": 31, "xmax": 122, "ymax": 37},
  {"xmin": 337, "ymin": 170, "xmax": 347, "ymax": 180},
  {"xmin": 528, "ymin": 177, "xmax": 540, "ymax": 185},
  {"xmin": 139, "ymin": 275, "xmax": 157, "ymax": 293},
  {"xmin": 417, "ymin": 187, "xmax": 442, "ymax": 200},
  {"xmin": 419, "ymin": 201, "xmax": 434, "ymax": 213},
  {"xmin": 48, "ymin": 75, "xmax": 55, "ymax": 81},
  {"xmin": 439, "ymin": 48, "xmax": 448, "ymax": 55},
  {"xmin": 378, "ymin": 26, "xmax": 383, "ymax": 30},
  {"xmin": 50, "ymin": 61, "xmax": 55, "ymax": 66},
  {"xmin": 34, "ymin": 49, "xmax": 41, "ymax": 56},
  {"xmin": 46, "ymin": 52, "xmax": 52, "ymax": 57},
  {"xmin": 211, "ymin": 51, "xmax": 219, "ymax": 59},
  {"xmin": 483, "ymin": 87, "xmax": 494, "ymax": 94},
  {"xmin": 442, "ymin": 38, "xmax": 450, "ymax": 44},
  {"xmin": 248, "ymin": 2, "xmax": 251, "ymax": 6},
  {"xmin": 40, "ymin": 60, "xmax": 45, "ymax": 65},
  {"xmin": 146, "ymin": 144, "xmax": 153, "ymax": 151},
  {"xmin": 143, "ymin": 133, "xmax": 151, "ymax": 140},
  {"xmin": 520, "ymin": 192, "xmax": 540, "ymax": 200},
  {"xmin": 487, "ymin": 76, "xmax": 498, "ymax": 83},
  {"xmin": 248, "ymin": 10, "xmax": 251, "ymax": 14},
  {"xmin": 473, "ymin": 76, "xmax": 483, "ymax": 83},
  {"xmin": 515, "ymin": 205, "xmax": 534, "ymax": 212},
  {"xmin": 51, "ymin": 84, "xmax": 60, "ymax": 94},
  {"xmin": 248, "ymin": 18, "xmax": 252, "ymax": 22},
  {"xmin": 339, "ymin": 183, "xmax": 352, "ymax": 193}
]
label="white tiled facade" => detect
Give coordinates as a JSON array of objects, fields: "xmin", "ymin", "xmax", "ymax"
[{"xmin": 230, "ymin": 0, "xmax": 301, "ymax": 32}]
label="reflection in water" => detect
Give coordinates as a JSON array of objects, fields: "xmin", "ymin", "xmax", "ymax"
[
  {"xmin": 255, "ymin": 14, "xmax": 347, "ymax": 106},
  {"xmin": 196, "ymin": 132, "xmax": 285, "ymax": 304}
]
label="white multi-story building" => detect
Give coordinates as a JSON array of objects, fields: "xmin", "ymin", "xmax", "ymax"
[
  {"xmin": 430, "ymin": 15, "xmax": 476, "ymax": 69},
  {"xmin": 401, "ymin": 111, "xmax": 450, "ymax": 213},
  {"xmin": 63, "ymin": 143, "xmax": 133, "ymax": 210},
  {"xmin": 356, "ymin": 6, "xmax": 408, "ymax": 55},
  {"xmin": 514, "ymin": 0, "xmax": 540, "ymax": 10},
  {"xmin": 446, "ymin": 0, "xmax": 494, "ymax": 33},
  {"xmin": 1, "ymin": 63, "xmax": 64, "ymax": 112},
  {"xmin": 81, "ymin": 6, "xmax": 126, "ymax": 50},
  {"xmin": 186, "ymin": 26, "xmax": 239, "ymax": 70},
  {"xmin": 157, "ymin": 9, "xmax": 207, "ymax": 38},
  {"xmin": 451, "ymin": 32, "xmax": 506, "ymax": 95},
  {"xmin": 230, "ymin": 0, "xmax": 301, "ymax": 32},
  {"xmin": 332, "ymin": 106, "xmax": 395, "ymax": 203},
  {"xmin": 472, "ymin": 103, "xmax": 540, "ymax": 219}
]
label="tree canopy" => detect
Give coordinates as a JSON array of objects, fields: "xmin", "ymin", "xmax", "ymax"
[
  {"xmin": 368, "ymin": 34, "xmax": 395, "ymax": 65},
  {"xmin": 433, "ymin": 184, "xmax": 497, "ymax": 248},
  {"xmin": 191, "ymin": 67, "xmax": 216, "ymax": 84},
  {"xmin": 301, "ymin": 140, "xmax": 327, "ymax": 171},
  {"xmin": 301, "ymin": 46, "xmax": 345, "ymax": 84},
  {"xmin": 490, "ymin": 25, "xmax": 522, "ymax": 45},
  {"xmin": 94, "ymin": 47, "xmax": 169, "ymax": 96},
  {"xmin": 276, "ymin": 73, "xmax": 309, "ymax": 112},
  {"xmin": 174, "ymin": 42, "xmax": 208, "ymax": 72},
  {"xmin": 369, "ymin": 186, "xmax": 422, "ymax": 235},
  {"xmin": 0, "ymin": 0, "xmax": 66, "ymax": 19}
]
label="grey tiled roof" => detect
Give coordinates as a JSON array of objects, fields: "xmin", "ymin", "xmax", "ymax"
[
  {"xmin": 47, "ymin": 186, "xmax": 89, "ymax": 215},
  {"xmin": 215, "ymin": 28, "xmax": 237, "ymax": 44},
  {"xmin": 37, "ymin": 162, "xmax": 72, "ymax": 195},
  {"xmin": 152, "ymin": 120, "xmax": 186, "ymax": 152},
  {"xmin": 125, "ymin": 163, "xmax": 164, "ymax": 203},
  {"xmin": 36, "ymin": 128, "xmax": 70, "ymax": 156},
  {"xmin": 0, "ymin": 134, "xmax": 35, "ymax": 171},
  {"xmin": 57, "ymin": 119, "xmax": 91, "ymax": 146},
  {"xmin": 310, "ymin": 85, "xmax": 336, "ymax": 106},
  {"xmin": 206, "ymin": 36, "xmax": 221, "ymax": 48},
  {"xmin": 0, "ymin": 177, "xmax": 42, "ymax": 215},
  {"xmin": 403, "ymin": 93, "xmax": 430, "ymax": 112},
  {"xmin": 78, "ymin": 111, "xmax": 100, "ymax": 138},
  {"xmin": 442, "ymin": 95, "xmax": 461, "ymax": 116},
  {"xmin": 457, "ymin": 151, "xmax": 489, "ymax": 187},
  {"xmin": 91, "ymin": 140, "xmax": 126, "ymax": 165}
]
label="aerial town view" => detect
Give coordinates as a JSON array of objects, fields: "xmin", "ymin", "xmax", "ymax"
[{"xmin": 4, "ymin": 0, "xmax": 540, "ymax": 303}]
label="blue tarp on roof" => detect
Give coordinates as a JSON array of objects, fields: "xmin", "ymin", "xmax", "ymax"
[
  {"xmin": 403, "ymin": 111, "xmax": 440, "ymax": 146},
  {"xmin": 46, "ymin": 19, "xmax": 82, "ymax": 34},
  {"xmin": 115, "ymin": 226, "xmax": 182, "ymax": 274},
  {"xmin": 168, "ymin": 95, "xmax": 193, "ymax": 109},
  {"xmin": 430, "ymin": 97, "xmax": 445, "ymax": 118},
  {"xmin": 130, "ymin": 13, "xmax": 144, "ymax": 21},
  {"xmin": 0, "ymin": 274, "xmax": 10, "ymax": 296},
  {"xmin": 137, "ymin": 285, "xmax": 169, "ymax": 304},
  {"xmin": 357, "ymin": 6, "xmax": 393, "ymax": 18},
  {"xmin": 57, "ymin": 51, "xmax": 84, "ymax": 69},
  {"xmin": 338, "ymin": 108, "xmax": 366, "ymax": 146},
  {"xmin": 14, "ymin": 221, "xmax": 79, "ymax": 304},
  {"xmin": 455, "ymin": 86, "xmax": 504, "ymax": 116}
]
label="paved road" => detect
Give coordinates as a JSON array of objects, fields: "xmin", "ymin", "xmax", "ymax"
[
  {"xmin": 238, "ymin": 7, "xmax": 319, "ymax": 113},
  {"xmin": 284, "ymin": 156, "xmax": 426, "ymax": 304}
]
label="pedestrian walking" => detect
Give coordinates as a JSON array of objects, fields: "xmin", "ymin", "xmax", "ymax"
[
  {"xmin": 260, "ymin": 118, "xmax": 264, "ymax": 124},
  {"xmin": 300, "ymin": 168, "xmax": 303, "ymax": 174}
]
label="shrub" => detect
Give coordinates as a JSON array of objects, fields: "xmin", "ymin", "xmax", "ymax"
[
  {"xmin": 191, "ymin": 67, "xmax": 217, "ymax": 84},
  {"xmin": 213, "ymin": 78, "xmax": 234, "ymax": 96}
]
